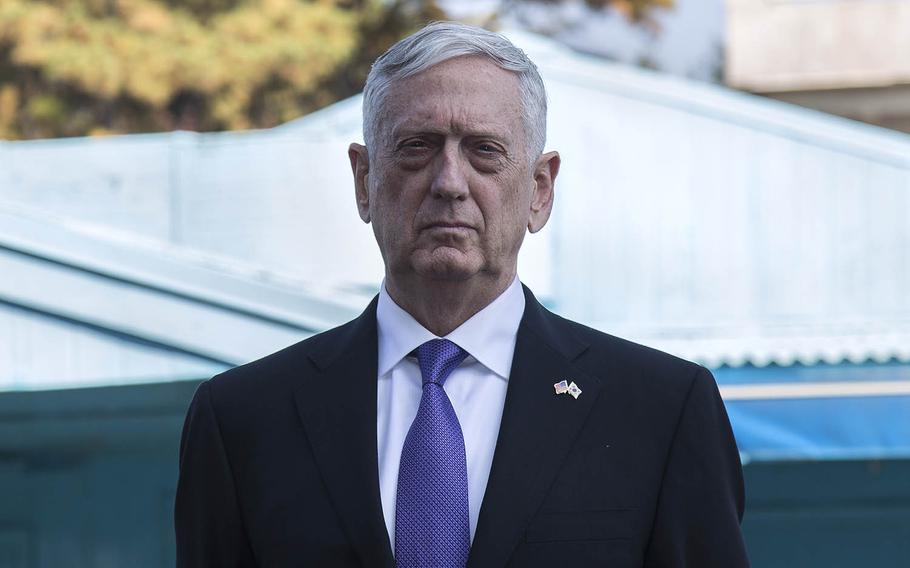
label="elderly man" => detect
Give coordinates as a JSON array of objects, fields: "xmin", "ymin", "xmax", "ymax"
[{"xmin": 175, "ymin": 22, "xmax": 749, "ymax": 568}]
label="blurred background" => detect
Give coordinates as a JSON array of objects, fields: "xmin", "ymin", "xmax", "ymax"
[{"xmin": 1, "ymin": 0, "xmax": 909, "ymax": 566}]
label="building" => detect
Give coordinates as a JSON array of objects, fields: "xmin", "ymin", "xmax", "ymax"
[
  {"xmin": 1, "ymin": 30, "xmax": 909, "ymax": 567},
  {"xmin": 727, "ymin": 0, "xmax": 910, "ymax": 133}
]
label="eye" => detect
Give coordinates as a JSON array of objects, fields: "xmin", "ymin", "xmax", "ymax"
[
  {"xmin": 475, "ymin": 142, "xmax": 502, "ymax": 156},
  {"xmin": 394, "ymin": 137, "xmax": 435, "ymax": 170},
  {"xmin": 399, "ymin": 138, "xmax": 430, "ymax": 151}
]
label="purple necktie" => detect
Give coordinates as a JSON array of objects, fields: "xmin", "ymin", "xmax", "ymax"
[{"xmin": 395, "ymin": 339, "xmax": 471, "ymax": 568}]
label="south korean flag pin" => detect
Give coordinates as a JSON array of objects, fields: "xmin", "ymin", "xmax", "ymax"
[{"xmin": 567, "ymin": 381, "xmax": 582, "ymax": 399}]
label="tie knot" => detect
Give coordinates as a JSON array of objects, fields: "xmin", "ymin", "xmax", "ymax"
[{"xmin": 416, "ymin": 339, "xmax": 468, "ymax": 387}]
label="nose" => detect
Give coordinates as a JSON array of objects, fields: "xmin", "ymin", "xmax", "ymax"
[{"xmin": 429, "ymin": 142, "xmax": 469, "ymax": 200}]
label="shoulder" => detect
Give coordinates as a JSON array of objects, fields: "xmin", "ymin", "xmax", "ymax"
[
  {"xmin": 202, "ymin": 301, "xmax": 375, "ymax": 407},
  {"xmin": 569, "ymin": 314, "xmax": 702, "ymax": 377},
  {"xmin": 532, "ymin": 305, "xmax": 711, "ymax": 405},
  {"xmin": 532, "ymin": 309, "xmax": 730, "ymax": 469}
]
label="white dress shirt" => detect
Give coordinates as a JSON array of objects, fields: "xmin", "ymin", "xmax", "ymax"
[{"xmin": 376, "ymin": 276, "xmax": 525, "ymax": 547}]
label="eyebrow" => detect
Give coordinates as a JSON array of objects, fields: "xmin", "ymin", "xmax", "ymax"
[{"xmin": 391, "ymin": 125, "xmax": 511, "ymax": 144}]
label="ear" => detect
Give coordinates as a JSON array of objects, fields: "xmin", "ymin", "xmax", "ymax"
[
  {"xmin": 528, "ymin": 151, "xmax": 560, "ymax": 233},
  {"xmin": 348, "ymin": 143, "xmax": 371, "ymax": 223}
]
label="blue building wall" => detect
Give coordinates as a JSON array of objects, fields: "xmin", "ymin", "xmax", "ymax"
[{"xmin": 1, "ymin": 380, "xmax": 908, "ymax": 567}]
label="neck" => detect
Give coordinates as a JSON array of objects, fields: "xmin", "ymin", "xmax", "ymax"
[{"xmin": 384, "ymin": 270, "xmax": 516, "ymax": 337}]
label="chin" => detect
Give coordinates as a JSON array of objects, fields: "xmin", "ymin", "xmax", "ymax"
[{"xmin": 412, "ymin": 250, "xmax": 483, "ymax": 281}]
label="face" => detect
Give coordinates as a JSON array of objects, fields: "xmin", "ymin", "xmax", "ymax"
[{"xmin": 349, "ymin": 56, "xmax": 559, "ymax": 286}]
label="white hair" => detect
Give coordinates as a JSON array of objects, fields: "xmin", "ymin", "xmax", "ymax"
[{"xmin": 362, "ymin": 21, "xmax": 547, "ymax": 161}]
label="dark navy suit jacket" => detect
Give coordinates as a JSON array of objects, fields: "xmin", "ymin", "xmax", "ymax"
[{"xmin": 175, "ymin": 286, "xmax": 749, "ymax": 567}]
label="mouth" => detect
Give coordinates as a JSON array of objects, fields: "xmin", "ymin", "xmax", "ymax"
[{"xmin": 421, "ymin": 221, "xmax": 475, "ymax": 231}]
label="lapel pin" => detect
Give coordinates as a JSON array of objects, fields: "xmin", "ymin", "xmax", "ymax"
[
  {"xmin": 567, "ymin": 381, "xmax": 582, "ymax": 399},
  {"xmin": 553, "ymin": 380, "xmax": 569, "ymax": 395}
]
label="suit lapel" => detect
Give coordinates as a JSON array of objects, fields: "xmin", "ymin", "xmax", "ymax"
[
  {"xmin": 468, "ymin": 287, "xmax": 603, "ymax": 568},
  {"xmin": 292, "ymin": 298, "xmax": 395, "ymax": 568}
]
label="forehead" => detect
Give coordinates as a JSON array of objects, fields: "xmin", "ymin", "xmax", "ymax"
[{"xmin": 380, "ymin": 56, "xmax": 525, "ymax": 139}]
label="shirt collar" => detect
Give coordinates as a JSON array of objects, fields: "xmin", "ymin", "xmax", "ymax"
[{"xmin": 376, "ymin": 276, "xmax": 525, "ymax": 379}]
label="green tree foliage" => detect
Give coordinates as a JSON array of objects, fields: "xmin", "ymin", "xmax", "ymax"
[{"xmin": 0, "ymin": 0, "xmax": 442, "ymax": 139}]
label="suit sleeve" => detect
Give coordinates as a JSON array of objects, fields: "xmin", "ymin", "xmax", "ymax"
[
  {"xmin": 175, "ymin": 380, "xmax": 257, "ymax": 567},
  {"xmin": 643, "ymin": 367, "xmax": 750, "ymax": 567}
]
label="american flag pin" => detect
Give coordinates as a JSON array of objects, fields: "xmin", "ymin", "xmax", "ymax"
[
  {"xmin": 554, "ymin": 380, "xmax": 569, "ymax": 395},
  {"xmin": 567, "ymin": 381, "xmax": 582, "ymax": 399}
]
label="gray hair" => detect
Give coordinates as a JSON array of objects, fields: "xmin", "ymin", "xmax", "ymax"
[{"xmin": 362, "ymin": 21, "xmax": 547, "ymax": 162}]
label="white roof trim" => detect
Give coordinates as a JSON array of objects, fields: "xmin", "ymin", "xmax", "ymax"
[
  {"xmin": 720, "ymin": 380, "xmax": 910, "ymax": 401},
  {"xmin": 0, "ymin": 206, "xmax": 367, "ymax": 365},
  {"xmin": 615, "ymin": 329, "xmax": 910, "ymax": 368}
]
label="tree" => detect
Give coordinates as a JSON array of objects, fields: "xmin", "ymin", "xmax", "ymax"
[
  {"xmin": 576, "ymin": 0, "xmax": 673, "ymax": 24},
  {"xmin": 493, "ymin": 0, "xmax": 674, "ymax": 37},
  {"xmin": 0, "ymin": 0, "xmax": 442, "ymax": 139},
  {"xmin": 0, "ymin": 0, "xmax": 669, "ymax": 140}
]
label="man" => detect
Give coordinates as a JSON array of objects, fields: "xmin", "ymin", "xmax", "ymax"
[{"xmin": 175, "ymin": 22, "xmax": 749, "ymax": 567}]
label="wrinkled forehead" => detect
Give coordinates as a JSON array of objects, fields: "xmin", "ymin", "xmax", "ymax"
[{"xmin": 376, "ymin": 56, "xmax": 526, "ymax": 143}]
